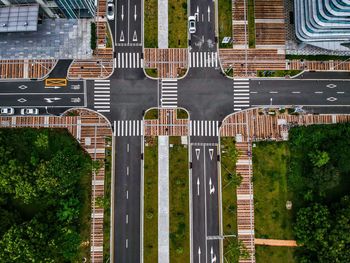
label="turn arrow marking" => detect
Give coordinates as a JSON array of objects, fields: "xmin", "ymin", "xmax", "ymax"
[
  {"xmin": 133, "ymin": 30, "xmax": 138, "ymax": 42},
  {"xmin": 195, "ymin": 148, "xmax": 200, "ymax": 160},
  {"xmin": 198, "ymin": 247, "xmax": 201, "ymax": 263},
  {"xmin": 211, "ymin": 246, "xmax": 217, "ymax": 263},
  {"xmin": 209, "ymin": 178, "xmax": 215, "ymax": 195}
]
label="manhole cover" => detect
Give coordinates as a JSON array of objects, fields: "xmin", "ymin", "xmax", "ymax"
[
  {"xmin": 327, "ymin": 97, "xmax": 337, "ymax": 102},
  {"xmin": 326, "ymin": 84, "xmax": 336, "ymax": 89},
  {"xmin": 17, "ymin": 98, "xmax": 27, "ymax": 103}
]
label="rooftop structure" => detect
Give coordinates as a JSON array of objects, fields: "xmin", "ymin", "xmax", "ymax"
[{"xmin": 295, "ymin": 0, "xmax": 350, "ymax": 51}]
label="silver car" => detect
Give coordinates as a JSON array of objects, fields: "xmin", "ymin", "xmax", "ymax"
[
  {"xmin": 20, "ymin": 108, "xmax": 39, "ymax": 115},
  {"xmin": 107, "ymin": 3, "xmax": 115, "ymax": 20},
  {"xmin": 0, "ymin": 107, "xmax": 14, "ymax": 115}
]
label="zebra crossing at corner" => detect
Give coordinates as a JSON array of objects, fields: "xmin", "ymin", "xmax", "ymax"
[
  {"xmin": 94, "ymin": 80, "xmax": 110, "ymax": 113},
  {"xmin": 113, "ymin": 120, "xmax": 143, "ymax": 137},
  {"xmin": 190, "ymin": 120, "xmax": 219, "ymax": 136},
  {"xmin": 114, "ymin": 52, "xmax": 143, "ymax": 69},
  {"xmin": 189, "ymin": 51, "xmax": 218, "ymax": 68},
  {"xmin": 161, "ymin": 79, "xmax": 177, "ymax": 108},
  {"xmin": 233, "ymin": 78, "xmax": 250, "ymax": 111}
]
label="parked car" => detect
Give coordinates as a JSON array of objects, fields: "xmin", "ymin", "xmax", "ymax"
[
  {"xmin": 188, "ymin": 16, "xmax": 196, "ymax": 34},
  {"xmin": 0, "ymin": 107, "xmax": 14, "ymax": 115},
  {"xmin": 107, "ymin": 0, "xmax": 114, "ymax": 2},
  {"xmin": 20, "ymin": 108, "xmax": 39, "ymax": 115},
  {"xmin": 107, "ymin": 3, "xmax": 114, "ymax": 20}
]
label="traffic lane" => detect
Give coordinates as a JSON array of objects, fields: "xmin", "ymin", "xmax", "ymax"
[
  {"xmin": 205, "ymin": 145, "xmax": 220, "ymax": 263},
  {"xmin": 295, "ymin": 71, "xmax": 350, "ymax": 80},
  {"xmin": 128, "ymin": 0, "xmax": 142, "ymax": 44},
  {"xmin": 191, "ymin": 145, "xmax": 207, "ymax": 263},
  {"xmin": 190, "ymin": 0, "xmax": 215, "ymax": 51},
  {"xmin": 0, "ymin": 93, "xmax": 85, "ymax": 107},
  {"xmin": 115, "ymin": 0, "xmax": 129, "ymax": 44},
  {"xmin": 0, "ymin": 80, "xmax": 84, "ymax": 93},
  {"xmin": 251, "ymin": 79, "xmax": 350, "ymax": 106},
  {"xmin": 114, "ymin": 137, "xmax": 141, "ymax": 263}
]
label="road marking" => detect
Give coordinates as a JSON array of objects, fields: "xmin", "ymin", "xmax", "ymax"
[
  {"xmin": 292, "ymin": 91, "xmax": 301, "ymax": 94},
  {"xmin": 126, "ymin": 166, "xmax": 129, "ymax": 176},
  {"xmin": 315, "ymin": 91, "xmax": 323, "ymax": 94},
  {"xmin": 126, "ymin": 190, "xmax": 129, "ymax": 199},
  {"xmin": 197, "ymin": 177, "xmax": 200, "ymax": 196},
  {"xmin": 209, "ymin": 177, "xmax": 215, "ymax": 195},
  {"xmin": 195, "ymin": 148, "xmax": 201, "ymax": 160},
  {"xmin": 113, "ymin": 121, "xmax": 116, "ymax": 136},
  {"xmin": 127, "ymin": 143, "xmax": 130, "ymax": 152},
  {"xmin": 120, "ymin": 30, "xmax": 125, "ymax": 42},
  {"xmin": 209, "ymin": 148, "xmax": 214, "ymax": 160},
  {"xmin": 337, "ymin": 91, "xmax": 345, "ymax": 94},
  {"xmin": 126, "ymin": 239, "xmax": 128, "ymax": 248},
  {"xmin": 126, "ymin": 214, "xmax": 128, "ymax": 224},
  {"xmin": 269, "ymin": 91, "xmax": 278, "ymax": 94}
]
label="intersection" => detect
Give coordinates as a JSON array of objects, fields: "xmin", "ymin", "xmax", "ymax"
[{"xmin": 1, "ymin": 0, "xmax": 350, "ymax": 263}]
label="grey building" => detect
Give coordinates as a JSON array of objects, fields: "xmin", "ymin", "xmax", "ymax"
[{"xmin": 0, "ymin": 0, "xmax": 96, "ymax": 18}]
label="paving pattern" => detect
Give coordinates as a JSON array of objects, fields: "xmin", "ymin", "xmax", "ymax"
[
  {"xmin": 0, "ymin": 59, "xmax": 57, "ymax": 79},
  {"xmin": 144, "ymin": 48, "xmax": 188, "ymax": 78},
  {"xmin": 143, "ymin": 108, "xmax": 189, "ymax": 136},
  {"xmin": 0, "ymin": 109, "xmax": 112, "ymax": 263},
  {"xmin": 220, "ymin": 108, "xmax": 350, "ymax": 263}
]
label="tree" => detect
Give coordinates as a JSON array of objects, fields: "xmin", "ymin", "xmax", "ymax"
[{"xmin": 309, "ymin": 150, "xmax": 330, "ymax": 168}]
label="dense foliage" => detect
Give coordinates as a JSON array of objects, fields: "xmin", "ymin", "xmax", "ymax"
[
  {"xmin": 288, "ymin": 124, "xmax": 350, "ymax": 262},
  {"xmin": 0, "ymin": 128, "xmax": 92, "ymax": 262}
]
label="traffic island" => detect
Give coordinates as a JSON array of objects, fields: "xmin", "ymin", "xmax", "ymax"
[
  {"xmin": 143, "ymin": 136, "xmax": 159, "ymax": 263},
  {"xmin": 169, "ymin": 136, "xmax": 190, "ymax": 263}
]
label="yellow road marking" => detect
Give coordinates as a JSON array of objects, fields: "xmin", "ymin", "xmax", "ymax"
[{"xmin": 45, "ymin": 78, "xmax": 67, "ymax": 87}]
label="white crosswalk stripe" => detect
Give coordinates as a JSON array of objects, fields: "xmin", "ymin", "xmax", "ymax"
[
  {"xmin": 115, "ymin": 52, "xmax": 143, "ymax": 69},
  {"xmin": 113, "ymin": 120, "xmax": 143, "ymax": 137},
  {"xmin": 190, "ymin": 120, "xmax": 219, "ymax": 136},
  {"xmin": 94, "ymin": 80, "xmax": 110, "ymax": 113},
  {"xmin": 161, "ymin": 79, "xmax": 177, "ymax": 108},
  {"xmin": 233, "ymin": 78, "xmax": 250, "ymax": 111},
  {"xmin": 189, "ymin": 52, "xmax": 218, "ymax": 68}
]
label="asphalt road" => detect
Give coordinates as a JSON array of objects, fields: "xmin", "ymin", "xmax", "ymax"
[
  {"xmin": 191, "ymin": 138, "xmax": 220, "ymax": 263},
  {"xmin": 189, "ymin": 0, "xmax": 216, "ymax": 51},
  {"xmin": 0, "ymin": 79, "xmax": 86, "ymax": 109},
  {"xmin": 114, "ymin": 136, "xmax": 142, "ymax": 263}
]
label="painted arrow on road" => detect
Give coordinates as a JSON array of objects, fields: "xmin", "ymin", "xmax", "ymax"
[
  {"xmin": 208, "ymin": 6, "xmax": 210, "ymax": 22},
  {"xmin": 120, "ymin": 30, "xmax": 125, "ymax": 42},
  {"xmin": 195, "ymin": 148, "xmax": 200, "ymax": 160},
  {"xmin": 133, "ymin": 30, "xmax": 138, "ymax": 42},
  {"xmin": 209, "ymin": 148, "xmax": 214, "ymax": 160},
  {"xmin": 198, "ymin": 247, "xmax": 201, "ymax": 263},
  {"xmin": 209, "ymin": 178, "xmax": 215, "ymax": 195},
  {"xmin": 45, "ymin": 86, "xmax": 62, "ymax": 89},
  {"xmin": 211, "ymin": 246, "xmax": 217, "ymax": 263},
  {"xmin": 134, "ymin": 5, "xmax": 137, "ymax": 21},
  {"xmin": 121, "ymin": 5, "xmax": 124, "ymax": 21},
  {"xmin": 197, "ymin": 177, "xmax": 200, "ymax": 196},
  {"xmin": 44, "ymin": 97, "xmax": 61, "ymax": 103}
]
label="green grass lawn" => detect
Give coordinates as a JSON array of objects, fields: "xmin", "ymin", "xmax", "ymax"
[
  {"xmin": 144, "ymin": 109, "xmax": 159, "ymax": 120},
  {"xmin": 218, "ymin": 0, "xmax": 232, "ymax": 48},
  {"xmin": 144, "ymin": 136, "xmax": 158, "ymax": 263},
  {"xmin": 257, "ymin": 70, "xmax": 302, "ymax": 78},
  {"xmin": 145, "ymin": 68, "xmax": 158, "ymax": 78},
  {"xmin": 103, "ymin": 137, "xmax": 112, "ymax": 262},
  {"xmin": 169, "ymin": 0, "xmax": 188, "ymax": 48},
  {"xmin": 253, "ymin": 142, "xmax": 294, "ymax": 240},
  {"xmin": 176, "ymin": 109, "xmax": 188, "ymax": 119},
  {"xmin": 247, "ymin": 0, "xmax": 256, "ymax": 48},
  {"xmin": 144, "ymin": 0, "xmax": 158, "ymax": 47},
  {"xmin": 220, "ymin": 137, "xmax": 239, "ymax": 263},
  {"xmin": 169, "ymin": 136, "xmax": 189, "ymax": 262},
  {"xmin": 255, "ymin": 246, "xmax": 296, "ymax": 263}
]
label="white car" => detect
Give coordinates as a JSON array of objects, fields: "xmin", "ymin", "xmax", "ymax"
[
  {"xmin": 0, "ymin": 107, "xmax": 14, "ymax": 115},
  {"xmin": 188, "ymin": 16, "xmax": 196, "ymax": 34},
  {"xmin": 20, "ymin": 108, "xmax": 39, "ymax": 115},
  {"xmin": 107, "ymin": 3, "xmax": 114, "ymax": 20}
]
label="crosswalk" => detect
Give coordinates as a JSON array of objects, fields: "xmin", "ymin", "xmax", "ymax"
[
  {"xmin": 190, "ymin": 120, "xmax": 219, "ymax": 136},
  {"xmin": 189, "ymin": 51, "xmax": 218, "ymax": 68},
  {"xmin": 114, "ymin": 52, "xmax": 143, "ymax": 69},
  {"xmin": 113, "ymin": 120, "xmax": 143, "ymax": 137},
  {"xmin": 111, "ymin": 119, "xmax": 220, "ymax": 137},
  {"xmin": 94, "ymin": 80, "xmax": 111, "ymax": 113},
  {"xmin": 161, "ymin": 79, "xmax": 178, "ymax": 108},
  {"xmin": 233, "ymin": 78, "xmax": 250, "ymax": 111}
]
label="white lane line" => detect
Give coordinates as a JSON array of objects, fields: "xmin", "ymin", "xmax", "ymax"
[
  {"xmin": 133, "ymin": 120, "xmax": 136, "ymax": 136},
  {"xmin": 118, "ymin": 120, "xmax": 121, "ymax": 136},
  {"xmin": 315, "ymin": 91, "xmax": 323, "ymax": 94},
  {"xmin": 126, "ymin": 190, "xmax": 129, "ymax": 199},
  {"xmin": 127, "ymin": 143, "xmax": 129, "ymax": 152},
  {"xmin": 292, "ymin": 91, "xmax": 301, "ymax": 94},
  {"xmin": 137, "ymin": 53, "xmax": 140, "ymax": 68},
  {"xmin": 126, "ymin": 214, "xmax": 128, "ymax": 224},
  {"xmin": 126, "ymin": 239, "xmax": 128, "ymax": 248},
  {"xmin": 337, "ymin": 91, "xmax": 345, "ymax": 94},
  {"xmin": 137, "ymin": 120, "xmax": 139, "ymax": 136},
  {"xmin": 269, "ymin": 91, "xmax": 278, "ymax": 94},
  {"xmin": 121, "ymin": 120, "xmax": 124, "ymax": 136},
  {"xmin": 118, "ymin": 53, "xmax": 121, "ymax": 68},
  {"xmin": 204, "ymin": 120, "xmax": 207, "ymax": 136},
  {"xmin": 127, "ymin": 166, "xmax": 129, "ymax": 176}
]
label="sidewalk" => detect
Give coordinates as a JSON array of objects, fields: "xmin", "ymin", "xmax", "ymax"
[
  {"xmin": 158, "ymin": 136, "xmax": 169, "ymax": 263},
  {"xmin": 158, "ymin": 0, "xmax": 168, "ymax": 48}
]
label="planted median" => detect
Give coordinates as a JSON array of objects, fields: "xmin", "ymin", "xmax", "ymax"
[
  {"xmin": 143, "ymin": 136, "xmax": 158, "ymax": 263},
  {"xmin": 169, "ymin": 136, "xmax": 190, "ymax": 262}
]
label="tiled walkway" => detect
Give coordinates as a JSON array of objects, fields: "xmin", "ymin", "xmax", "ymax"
[
  {"xmin": 0, "ymin": 19, "xmax": 92, "ymax": 59},
  {"xmin": 158, "ymin": 0, "xmax": 168, "ymax": 48},
  {"xmin": 158, "ymin": 136, "xmax": 170, "ymax": 263}
]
